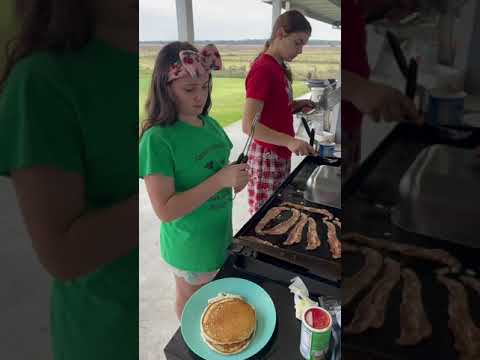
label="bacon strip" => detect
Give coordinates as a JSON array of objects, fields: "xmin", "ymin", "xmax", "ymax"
[
  {"xmin": 323, "ymin": 219, "xmax": 341, "ymax": 259},
  {"xmin": 280, "ymin": 202, "xmax": 334, "ymax": 220},
  {"xmin": 263, "ymin": 208, "xmax": 300, "ymax": 235},
  {"xmin": 255, "ymin": 207, "xmax": 284, "ymax": 235},
  {"xmin": 342, "ymin": 242, "xmax": 359, "ymax": 252},
  {"xmin": 342, "ymin": 232, "xmax": 461, "ymax": 272},
  {"xmin": 283, "ymin": 213, "xmax": 308, "ymax": 246},
  {"xmin": 343, "ymin": 246, "xmax": 383, "ymax": 306},
  {"xmin": 332, "ymin": 218, "xmax": 341, "ymax": 228},
  {"xmin": 345, "ymin": 258, "xmax": 401, "ymax": 334},
  {"xmin": 396, "ymin": 268, "xmax": 432, "ymax": 346},
  {"xmin": 305, "ymin": 217, "xmax": 321, "ymax": 250},
  {"xmin": 437, "ymin": 275, "xmax": 480, "ymax": 359},
  {"xmin": 255, "ymin": 207, "xmax": 300, "ymax": 235}
]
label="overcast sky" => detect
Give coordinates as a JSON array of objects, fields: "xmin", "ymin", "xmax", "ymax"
[{"xmin": 140, "ymin": 0, "xmax": 341, "ymax": 41}]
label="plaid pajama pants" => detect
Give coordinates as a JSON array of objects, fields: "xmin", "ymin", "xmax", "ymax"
[{"xmin": 247, "ymin": 142, "xmax": 291, "ymax": 215}]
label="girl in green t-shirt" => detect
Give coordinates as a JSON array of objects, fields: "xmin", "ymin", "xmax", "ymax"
[
  {"xmin": 0, "ymin": 2, "xmax": 138, "ymax": 359},
  {"xmin": 139, "ymin": 42, "xmax": 248, "ymax": 320}
]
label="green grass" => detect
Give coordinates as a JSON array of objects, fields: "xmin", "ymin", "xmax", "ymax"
[
  {"xmin": 140, "ymin": 45, "xmax": 340, "ymax": 80},
  {"xmin": 210, "ymin": 77, "xmax": 309, "ymax": 127},
  {"xmin": 139, "ymin": 71, "xmax": 309, "ymax": 127},
  {"xmin": 139, "ymin": 44, "xmax": 337, "ymax": 127}
]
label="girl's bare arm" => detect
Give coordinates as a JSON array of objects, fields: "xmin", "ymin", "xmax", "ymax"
[
  {"xmin": 242, "ymin": 98, "xmax": 315, "ymax": 155},
  {"xmin": 242, "ymin": 98, "xmax": 293, "ymax": 146},
  {"xmin": 144, "ymin": 163, "xmax": 247, "ymax": 223},
  {"xmin": 11, "ymin": 166, "xmax": 138, "ymax": 281}
]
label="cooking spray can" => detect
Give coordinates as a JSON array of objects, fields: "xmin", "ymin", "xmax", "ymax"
[{"xmin": 299, "ymin": 306, "xmax": 332, "ymax": 360}]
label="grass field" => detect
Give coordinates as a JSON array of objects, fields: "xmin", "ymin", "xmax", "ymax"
[{"xmin": 139, "ymin": 44, "xmax": 340, "ymax": 127}]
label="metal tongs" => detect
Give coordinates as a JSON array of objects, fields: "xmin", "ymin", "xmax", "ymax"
[
  {"xmin": 235, "ymin": 112, "xmax": 261, "ymax": 164},
  {"xmin": 386, "ymin": 30, "xmax": 418, "ymax": 100},
  {"xmin": 386, "ymin": 31, "xmax": 473, "ymax": 140}
]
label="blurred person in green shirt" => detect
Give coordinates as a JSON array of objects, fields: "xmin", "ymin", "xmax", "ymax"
[{"xmin": 0, "ymin": 1, "xmax": 139, "ymax": 359}]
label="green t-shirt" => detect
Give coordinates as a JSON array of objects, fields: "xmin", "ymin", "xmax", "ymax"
[
  {"xmin": 139, "ymin": 115, "xmax": 233, "ymax": 272},
  {"xmin": 0, "ymin": 39, "xmax": 138, "ymax": 359}
]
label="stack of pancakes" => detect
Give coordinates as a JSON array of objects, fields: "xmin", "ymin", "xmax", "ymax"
[{"xmin": 200, "ymin": 293, "xmax": 256, "ymax": 355}]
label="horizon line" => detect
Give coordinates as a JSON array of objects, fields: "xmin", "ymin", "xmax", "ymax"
[{"xmin": 139, "ymin": 39, "xmax": 341, "ymax": 42}]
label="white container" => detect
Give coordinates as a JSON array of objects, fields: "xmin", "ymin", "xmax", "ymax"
[
  {"xmin": 433, "ymin": 65, "xmax": 464, "ymax": 91},
  {"xmin": 310, "ymin": 87, "xmax": 325, "ymax": 103}
]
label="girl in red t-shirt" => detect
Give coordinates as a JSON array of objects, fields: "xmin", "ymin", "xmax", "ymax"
[{"xmin": 243, "ymin": 10, "xmax": 316, "ymax": 214}]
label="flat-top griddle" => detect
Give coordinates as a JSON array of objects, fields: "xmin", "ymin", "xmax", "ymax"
[{"xmin": 234, "ymin": 156, "xmax": 342, "ymax": 282}]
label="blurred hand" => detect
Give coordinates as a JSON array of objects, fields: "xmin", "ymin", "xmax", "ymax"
[
  {"xmin": 216, "ymin": 163, "xmax": 248, "ymax": 189},
  {"xmin": 287, "ymin": 138, "xmax": 316, "ymax": 156},
  {"xmin": 352, "ymin": 81, "xmax": 423, "ymax": 125},
  {"xmin": 293, "ymin": 99, "xmax": 316, "ymax": 114},
  {"xmin": 234, "ymin": 182, "xmax": 247, "ymax": 194}
]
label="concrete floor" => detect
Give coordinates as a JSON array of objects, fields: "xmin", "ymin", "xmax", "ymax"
[{"xmin": 139, "ymin": 119, "xmax": 305, "ymax": 360}]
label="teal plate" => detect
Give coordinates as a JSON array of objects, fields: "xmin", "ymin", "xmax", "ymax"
[{"xmin": 181, "ymin": 277, "xmax": 277, "ymax": 360}]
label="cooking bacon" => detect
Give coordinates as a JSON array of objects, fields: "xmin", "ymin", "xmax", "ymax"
[
  {"xmin": 342, "ymin": 242, "xmax": 358, "ymax": 252},
  {"xmin": 283, "ymin": 213, "xmax": 308, "ymax": 246},
  {"xmin": 255, "ymin": 207, "xmax": 301, "ymax": 235},
  {"xmin": 323, "ymin": 219, "xmax": 341, "ymax": 259},
  {"xmin": 306, "ymin": 217, "xmax": 321, "ymax": 250},
  {"xmin": 342, "ymin": 232, "xmax": 461, "ymax": 272},
  {"xmin": 332, "ymin": 217, "xmax": 341, "ymax": 228},
  {"xmin": 280, "ymin": 201, "xmax": 334, "ymax": 220},
  {"xmin": 263, "ymin": 208, "xmax": 301, "ymax": 235},
  {"xmin": 437, "ymin": 275, "xmax": 480, "ymax": 359},
  {"xmin": 254, "ymin": 207, "xmax": 284, "ymax": 235},
  {"xmin": 345, "ymin": 258, "xmax": 401, "ymax": 334},
  {"xmin": 396, "ymin": 268, "xmax": 432, "ymax": 346},
  {"xmin": 343, "ymin": 246, "xmax": 383, "ymax": 307}
]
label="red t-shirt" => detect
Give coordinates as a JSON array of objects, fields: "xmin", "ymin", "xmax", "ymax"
[
  {"xmin": 245, "ymin": 53, "xmax": 294, "ymax": 159},
  {"xmin": 342, "ymin": 0, "xmax": 371, "ymax": 132}
]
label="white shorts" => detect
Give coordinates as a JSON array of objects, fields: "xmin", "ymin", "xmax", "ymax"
[{"xmin": 165, "ymin": 262, "xmax": 219, "ymax": 285}]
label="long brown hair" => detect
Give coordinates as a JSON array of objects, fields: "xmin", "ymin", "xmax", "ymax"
[
  {"xmin": 0, "ymin": 0, "xmax": 93, "ymax": 91},
  {"xmin": 141, "ymin": 41, "xmax": 212, "ymax": 136},
  {"xmin": 255, "ymin": 9, "xmax": 311, "ymax": 82}
]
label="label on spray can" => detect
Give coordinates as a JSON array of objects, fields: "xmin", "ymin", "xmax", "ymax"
[
  {"xmin": 318, "ymin": 142, "xmax": 336, "ymax": 158},
  {"xmin": 426, "ymin": 89, "xmax": 466, "ymax": 126},
  {"xmin": 300, "ymin": 306, "xmax": 332, "ymax": 360}
]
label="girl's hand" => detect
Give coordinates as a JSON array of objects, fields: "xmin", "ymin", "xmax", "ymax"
[
  {"xmin": 287, "ymin": 138, "xmax": 316, "ymax": 156},
  {"xmin": 293, "ymin": 99, "xmax": 316, "ymax": 114},
  {"xmin": 352, "ymin": 81, "xmax": 423, "ymax": 125},
  {"xmin": 216, "ymin": 163, "xmax": 249, "ymax": 189},
  {"xmin": 234, "ymin": 182, "xmax": 247, "ymax": 194}
]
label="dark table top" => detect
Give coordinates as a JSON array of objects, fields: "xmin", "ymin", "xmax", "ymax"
[
  {"xmin": 164, "ymin": 253, "xmax": 339, "ymax": 360},
  {"xmin": 164, "ymin": 155, "xmax": 344, "ymax": 360}
]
